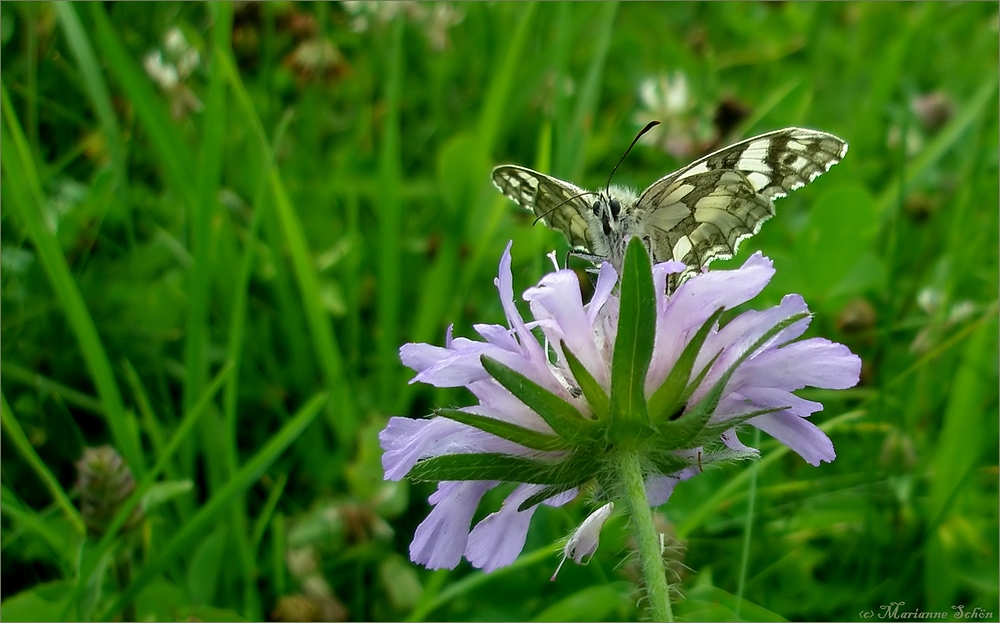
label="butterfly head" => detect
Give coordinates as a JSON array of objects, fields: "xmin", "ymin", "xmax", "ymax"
[{"xmin": 590, "ymin": 185, "xmax": 637, "ymax": 237}]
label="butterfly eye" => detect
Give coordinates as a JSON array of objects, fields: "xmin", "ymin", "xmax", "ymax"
[
  {"xmin": 609, "ymin": 199, "xmax": 621, "ymax": 218},
  {"xmin": 591, "ymin": 201, "xmax": 601, "ymax": 217}
]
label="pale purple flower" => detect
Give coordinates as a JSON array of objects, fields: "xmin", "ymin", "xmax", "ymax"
[{"xmin": 380, "ymin": 241, "xmax": 861, "ymax": 573}]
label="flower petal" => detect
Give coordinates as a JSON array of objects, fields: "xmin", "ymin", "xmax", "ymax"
[
  {"xmin": 645, "ymin": 468, "xmax": 696, "ymax": 506},
  {"xmin": 742, "ymin": 338, "xmax": 862, "ymax": 391},
  {"xmin": 466, "ymin": 484, "xmax": 552, "ymax": 572},
  {"xmin": 589, "ymin": 262, "xmax": 621, "ymax": 326},
  {"xmin": 411, "ymin": 481, "xmax": 496, "ymax": 569},
  {"xmin": 647, "ymin": 253, "xmax": 776, "ymax": 393},
  {"xmin": 379, "ymin": 416, "xmax": 542, "ymax": 480},
  {"xmin": 690, "ymin": 294, "xmax": 811, "ymax": 405},
  {"xmin": 496, "ymin": 241, "xmax": 547, "ymax": 367},
  {"xmin": 525, "ymin": 268, "xmax": 609, "ymax": 388},
  {"xmin": 750, "ymin": 411, "xmax": 836, "ymax": 466}
]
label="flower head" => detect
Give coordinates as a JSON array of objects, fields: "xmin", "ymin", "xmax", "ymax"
[{"xmin": 381, "ymin": 240, "xmax": 860, "ymax": 573}]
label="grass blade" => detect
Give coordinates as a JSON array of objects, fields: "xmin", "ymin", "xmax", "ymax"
[
  {"xmin": 53, "ymin": 2, "xmax": 127, "ymax": 188},
  {"xmin": 216, "ymin": 48, "xmax": 358, "ymax": 451},
  {"xmin": 2, "ymin": 85, "xmax": 144, "ymax": 479},
  {"xmin": 378, "ymin": 19, "xmax": 405, "ymax": 404},
  {"xmin": 95, "ymin": 392, "xmax": 327, "ymax": 621},
  {"xmin": 58, "ymin": 363, "xmax": 234, "ymax": 621},
  {"xmin": 0, "ymin": 393, "xmax": 86, "ymax": 536}
]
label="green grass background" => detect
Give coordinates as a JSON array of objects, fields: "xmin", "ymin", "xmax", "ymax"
[{"xmin": 1, "ymin": 2, "xmax": 997, "ymax": 621}]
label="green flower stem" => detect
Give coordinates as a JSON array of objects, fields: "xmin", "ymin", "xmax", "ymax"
[{"xmin": 620, "ymin": 450, "xmax": 674, "ymax": 622}]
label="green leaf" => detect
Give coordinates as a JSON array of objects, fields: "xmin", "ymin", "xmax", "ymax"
[
  {"xmin": 648, "ymin": 307, "xmax": 725, "ymax": 423},
  {"xmin": 434, "ymin": 408, "xmax": 571, "ymax": 452},
  {"xmin": 562, "ymin": 345, "xmax": 610, "ymax": 421},
  {"xmin": 480, "ymin": 355, "xmax": 597, "ymax": 443},
  {"xmin": 0, "ymin": 393, "xmax": 85, "ymax": 535},
  {"xmin": 408, "ymin": 453, "xmax": 588, "ymax": 486},
  {"xmin": 795, "ymin": 185, "xmax": 878, "ymax": 299},
  {"xmin": 187, "ymin": 526, "xmax": 228, "ymax": 606},
  {"xmin": 1, "ymin": 86, "xmax": 144, "ymax": 480},
  {"xmin": 609, "ymin": 237, "xmax": 657, "ymax": 438},
  {"xmin": 678, "ymin": 584, "xmax": 788, "ymax": 622},
  {"xmin": 531, "ymin": 584, "xmax": 632, "ymax": 622},
  {"xmin": 141, "ymin": 480, "xmax": 194, "ymax": 513},
  {"xmin": 0, "ymin": 580, "xmax": 73, "ymax": 622}
]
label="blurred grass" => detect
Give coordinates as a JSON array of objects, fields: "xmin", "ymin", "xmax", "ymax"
[{"xmin": 1, "ymin": 2, "xmax": 997, "ymax": 621}]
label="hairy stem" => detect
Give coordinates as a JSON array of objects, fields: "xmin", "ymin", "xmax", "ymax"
[{"xmin": 619, "ymin": 450, "xmax": 673, "ymax": 622}]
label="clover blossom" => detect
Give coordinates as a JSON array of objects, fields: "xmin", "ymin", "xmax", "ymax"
[{"xmin": 380, "ymin": 240, "xmax": 860, "ymax": 575}]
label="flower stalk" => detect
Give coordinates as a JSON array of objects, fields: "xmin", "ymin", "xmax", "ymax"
[{"xmin": 620, "ymin": 449, "xmax": 674, "ymax": 622}]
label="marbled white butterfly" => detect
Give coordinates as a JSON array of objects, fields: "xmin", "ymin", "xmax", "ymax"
[{"xmin": 492, "ymin": 124, "xmax": 847, "ymax": 277}]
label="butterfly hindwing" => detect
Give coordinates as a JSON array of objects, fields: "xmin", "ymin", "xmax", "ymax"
[{"xmin": 491, "ymin": 165, "xmax": 594, "ymax": 251}]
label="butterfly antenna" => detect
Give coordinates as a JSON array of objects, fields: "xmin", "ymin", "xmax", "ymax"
[
  {"xmin": 532, "ymin": 191, "xmax": 598, "ymax": 226},
  {"xmin": 605, "ymin": 120, "xmax": 661, "ymax": 195}
]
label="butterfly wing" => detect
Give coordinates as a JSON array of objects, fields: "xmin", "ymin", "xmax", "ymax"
[
  {"xmin": 491, "ymin": 165, "xmax": 595, "ymax": 252},
  {"xmin": 635, "ymin": 127, "xmax": 848, "ymax": 268}
]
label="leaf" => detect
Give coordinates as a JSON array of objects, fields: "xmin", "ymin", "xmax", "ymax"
[
  {"xmin": 0, "ymin": 581, "xmax": 73, "ymax": 622},
  {"xmin": 435, "ymin": 408, "xmax": 571, "ymax": 451},
  {"xmin": 187, "ymin": 526, "xmax": 228, "ymax": 606},
  {"xmin": 609, "ymin": 237, "xmax": 657, "ymax": 438},
  {"xmin": 481, "ymin": 356, "xmax": 597, "ymax": 443},
  {"xmin": 678, "ymin": 584, "xmax": 788, "ymax": 622},
  {"xmin": 141, "ymin": 480, "xmax": 194, "ymax": 512},
  {"xmin": 96, "ymin": 393, "xmax": 326, "ymax": 620},
  {"xmin": 795, "ymin": 185, "xmax": 878, "ymax": 299},
  {"xmin": 531, "ymin": 584, "xmax": 632, "ymax": 622}
]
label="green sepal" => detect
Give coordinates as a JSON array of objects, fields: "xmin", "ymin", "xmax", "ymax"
[
  {"xmin": 654, "ymin": 391, "xmax": 718, "ymax": 451},
  {"xmin": 562, "ymin": 344, "xmax": 609, "ymax": 421},
  {"xmin": 516, "ymin": 482, "xmax": 582, "ymax": 512},
  {"xmin": 407, "ymin": 452, "xmax": 583, "ymax": 485},
  {"xmin": 678, "ymin": 349, "xmax": 723, "ymax": 410},
  {"xmin": 609, "ymin": 237, "xmax": 657, "ymax": 438},
  {"xmin": 434, "ymin": 408, "xmax": 571, "ymax": 452},
  {"xmin": 648, "ymin": 306, "xmax": 725, "ymax": 423},
  {"xmin": 480, "ymin": 355, "xmax": 598, "ymax": 444},
  {"xmin": 655, "ymin": 312, "xmax": 807, "ymax": 450},
  {"xmin": 648, "ymin": 450, "xmax": 694, "ymax": 477}
]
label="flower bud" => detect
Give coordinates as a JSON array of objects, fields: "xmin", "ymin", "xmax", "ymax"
[
  {"xmin": 74, "ymin": 445, "xmax": 143, "ymax": 536},
  {"xmin": 551, "ymin": 502, "xmax": 614, "ymax": 581}
]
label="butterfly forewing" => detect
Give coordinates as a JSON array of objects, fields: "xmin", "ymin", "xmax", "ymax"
[
  {"xmin": 634, "ymin": 128, "xmax": 847, "ymax": 269},
  {"xmin": 492, "ymin": 165, "xmax": 595, "ymax": 251},
  {"xmin": 635, "ymin": 170, "xmax": 775, "ymax": 268},
  {"xmin": 646, "ymin": 127, "xmax": 849, "ymax": 202}
]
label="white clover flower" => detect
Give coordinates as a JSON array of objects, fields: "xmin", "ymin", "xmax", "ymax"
[
  {"xmin": 381, "ymin": 240, "xmax": 861, "ymax": 573},
  {"xmin": 634, "ymin": 71, "xmax": 714, "ymax": 159},
  {"xmin": 142, "ymin": 28, "xmax": 202, "ymax": 119}
]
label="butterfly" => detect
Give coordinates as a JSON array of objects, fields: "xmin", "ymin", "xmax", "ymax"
[{"xmin": 492, "ymin": 126, "xmax": 848, "ymax": 278}]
